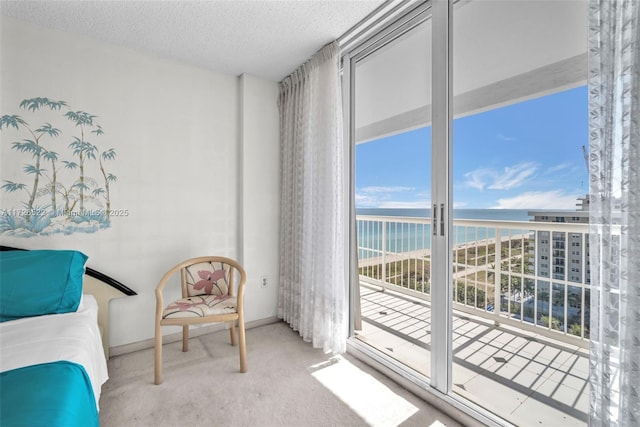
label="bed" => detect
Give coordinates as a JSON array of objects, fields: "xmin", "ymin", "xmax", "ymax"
[{"xmin": 0, "ymin": 247, "xmax": 136, "ymax": 427}]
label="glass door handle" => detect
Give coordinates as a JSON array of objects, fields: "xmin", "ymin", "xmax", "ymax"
[{"xmin": 433, "ymin": 204, "xmax": 438, "ymax": 236}]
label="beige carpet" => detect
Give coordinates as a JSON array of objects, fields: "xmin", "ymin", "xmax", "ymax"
[{"xmin": 100, "ymin": 322, "xmax": 465, "ymax": 427}]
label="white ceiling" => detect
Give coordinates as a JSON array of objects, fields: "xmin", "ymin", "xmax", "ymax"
[{"xmin": 0, "ymin": 0, "xmax": 386, "ymax": 82}]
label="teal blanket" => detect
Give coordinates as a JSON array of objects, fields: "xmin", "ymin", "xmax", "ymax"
[{"xmin": 0, "ymin": 361, "xmax": 98, "ymax": 427}]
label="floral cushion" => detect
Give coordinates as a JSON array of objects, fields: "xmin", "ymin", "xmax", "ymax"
[
  {"xmin": 162, "ymin": 295, "xmax": 237, "ymax": 319},
  {"xmin": 184, "ymin": 262, "xmax": 229, "ymax": 297}
]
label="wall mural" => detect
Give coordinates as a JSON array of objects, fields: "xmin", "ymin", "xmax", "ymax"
[{"xmin": 0, "ymin": 97, "xmax": 120, "ymax": 237}]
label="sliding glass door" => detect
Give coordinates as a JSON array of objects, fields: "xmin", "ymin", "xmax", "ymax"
[
  {"xmin": 349, "ymin": 3, "xmax": 434, "ymax": 379},
  {"xmin": 346, "ymin": 0, "xmax": 589, "ymax": 426},
  {"xmin": 450, "ymin": 1, "xmax": 589, "ymax": 425}
]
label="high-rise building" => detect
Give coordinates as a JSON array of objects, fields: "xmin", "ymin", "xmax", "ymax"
[
  {"xmin": 528, "ymin": 210, "xmax": 589, "ymax": 283},
  {"xmin": 522, "ymin": 208, "xmax": 591, "ymax": 331}
]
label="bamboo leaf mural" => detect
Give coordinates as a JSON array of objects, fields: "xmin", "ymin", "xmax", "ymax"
[
  {"xmin": 98, "ymin": 147, "xmax": 116, "ymax": 223},
  {"xmin": 1, "ymin": 181, "xmax": 28, "ymax": 193},
  {"xmin": 42, "ymin": 149, "xmax": 59, "ymax": 211},
  {"xmin": 23, "ymin": 164, "xmax": 45, "ymax": 176},
  {"xmin": 20, "ymin": 98, "xmax": 68, "ymax": 112},
  {"xmin": 12, "ymin": 138, "xmax": 44, "ymax": 218},
  {"xmin": 0, "ymin": 115, "xmax": 27, "ymax": 130},
  {"xmin": 0, "ymin": 98, "xmax": 119, "ymax": 236},
  {"xmin": 68, "ymin": 136, "xmax": 98, "ymax": 211},
  {"xmin": 65, "ymin": 111, "xmax": 96, "ymax": 127},
  {"xmin": 1, "ymin": 98, "xmax": 69, "ymax": 222},
  {"xmin": 12, "ymin": 139, "xmax": 41, "ymax": 154},
  {"xmin": 36, "ymin": 123, "xmax": 61, "ymax": 137},
  {"xmin": 33, "ymin": 123, "xmax": 63, "ymax": 210},
  {"xmin": 62, "ymin": 161, "xmax": 79, "ymax": 169}
]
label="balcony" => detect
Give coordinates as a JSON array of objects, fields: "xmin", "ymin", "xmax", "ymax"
[{"xmin": 355, "ymin": 214, "xmax": 590, "ymax": 426}]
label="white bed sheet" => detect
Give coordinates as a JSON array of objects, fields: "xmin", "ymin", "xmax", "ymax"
[{"xmin": 0, "ymin": 294, "xmax": 109, "ymax": 409}]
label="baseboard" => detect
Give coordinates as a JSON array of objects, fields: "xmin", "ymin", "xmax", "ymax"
[{"xmin": 109, "ymin": 316, "xmax": 280, "ymax": 357}]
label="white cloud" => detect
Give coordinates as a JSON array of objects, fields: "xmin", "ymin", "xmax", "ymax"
[
  {"xmin": 356, "ymin": 186, "xmax": 425, "ymax": 208},
  {"xmin": 463, "ymin": 169, "xmax": 490, "ymax": 190},
  {"xmin": 544, "ymin": 162, "xmax": 572, "ymax": 174},
  {"xmin": 498, "ymin": 133, "xmax": 517, "ymax": 141},
  {"xmin": 488, "ymin": 162, "xmax": 538, "ymax": 190},
  {"xmin": 379, "ymin": 200, "xmax": 429, "ymax": 209},
  {"xmin": 355, "ymin": 193, "xmax": 379, "ymax": 207},
  {"xmin": 463, "ymin": 162, "xmax": 538, "ymax": 191},
  {"xmin": 492, "ymin": 190, "xmax": 582, "ymax": 209},
  {"xmin": 359, "ymin": 186, "xmax": 414, "ymax": 194}
]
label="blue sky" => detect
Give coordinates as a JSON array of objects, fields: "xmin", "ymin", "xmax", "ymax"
[{"xmin": 355, "ymin": 86, "xmax": 589, "ymax": 210}]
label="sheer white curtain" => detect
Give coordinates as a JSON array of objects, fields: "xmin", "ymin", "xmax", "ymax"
[
  {"xmin": 588, "ymin": 1, "xmax": 640, "ymax": 425},
  {"xmin": 277, "ymin": 41, "xmax": 347, "ymax": 354}
]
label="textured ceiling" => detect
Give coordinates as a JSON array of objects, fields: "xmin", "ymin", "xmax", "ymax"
[{"xmin": 1, "ymin": 0, "xmax": 386, "ymax": 81}]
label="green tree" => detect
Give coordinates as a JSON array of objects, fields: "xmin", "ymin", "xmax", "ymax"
[
  {"xmin": 523, "ymin": 280, "xmax": 535, "ymax": 298},
  {"xmin": 541, "ymin": 315, "xmax": 561, "ymax": 330},
  {"xmin": 487, "ymin": 263, "xmax": 496, "ymax": 283}
]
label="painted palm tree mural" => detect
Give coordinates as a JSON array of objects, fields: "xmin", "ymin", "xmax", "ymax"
[{"xmin": 0, "ymin": 97, "xmax": 119, "ymax": 236}]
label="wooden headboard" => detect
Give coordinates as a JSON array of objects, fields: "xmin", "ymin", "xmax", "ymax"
[{"xmin": 0, "ymin": 246, "xmax": 136, "ymax": 359}]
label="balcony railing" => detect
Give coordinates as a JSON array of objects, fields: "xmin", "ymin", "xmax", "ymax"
[{"xmin": 357, "ymin": 214, "xmax": 591, "ymax": 345}]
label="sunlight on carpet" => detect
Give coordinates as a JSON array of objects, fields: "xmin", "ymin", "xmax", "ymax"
[{"xmin": 310, "ymin": 355, "xmax": 419, "ymax": 427}]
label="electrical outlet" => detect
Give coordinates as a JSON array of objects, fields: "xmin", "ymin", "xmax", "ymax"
[{"xmin": 260, "ymin": 275, "xmax": 268, "ymax": 288}]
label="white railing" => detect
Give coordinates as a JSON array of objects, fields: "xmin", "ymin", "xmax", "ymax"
[{"xmin": 357, "ymin": 214, "xmax": 591, "ymax": 346}]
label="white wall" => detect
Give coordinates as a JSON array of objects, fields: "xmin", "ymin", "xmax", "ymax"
[
  {"xmin": 239, "ymin": 74, "xmax": 281, "ymax": 319},
  {"xmin": 0, "ymin": 17, "xmax": 280, "ymax": 348}
]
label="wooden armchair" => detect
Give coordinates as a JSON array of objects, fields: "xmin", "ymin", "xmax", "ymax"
[{"xmin": 154, "ymin": 256, "xmax": 247, "ymax": 385}]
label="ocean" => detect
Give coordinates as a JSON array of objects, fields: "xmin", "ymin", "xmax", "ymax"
[{"xmin": 356, "ymin": 208, "xmax": 534, "ymax": 257}]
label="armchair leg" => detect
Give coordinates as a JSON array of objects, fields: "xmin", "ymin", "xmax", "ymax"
[
  {"xmin": 182, "ymin": 325, "xmax": 189, "ymax": 352},
  {"xmin": 229, "ymin": 320, "xmax": 237, "ymax": 346},
  {"xmin": 154, "ymin": 324, "xmax": 163, "ymax": 385},
  {"xmin": 238, "ymin": 316, "xmax": 247, "ymax": 373}
]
